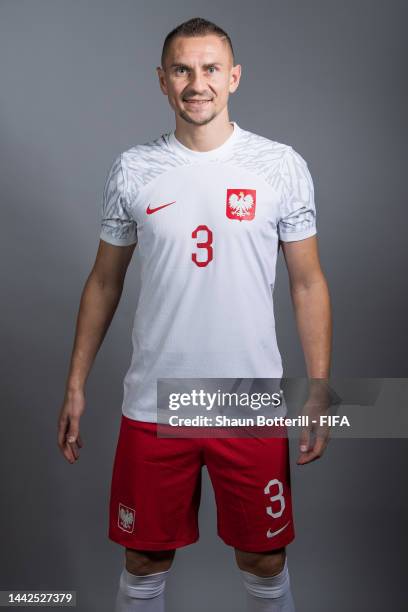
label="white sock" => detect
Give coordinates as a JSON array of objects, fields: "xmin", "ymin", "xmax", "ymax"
[
  {"xmin": 114, "ymin": 567, "xmax": 170, "ymax": 612},
  {"xmin": 240, "ymin": 558, "xmax": 295, "ymax": 611}
]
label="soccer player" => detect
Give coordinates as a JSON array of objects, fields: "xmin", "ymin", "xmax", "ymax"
[{"xmin": 57, "ymin": 16, "xmax": 332, "ymax": 612}]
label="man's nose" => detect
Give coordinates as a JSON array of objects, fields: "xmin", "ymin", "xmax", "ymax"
[{"xmin": 189, "ymin": 70, "xmax": 207, "ymax": 92}]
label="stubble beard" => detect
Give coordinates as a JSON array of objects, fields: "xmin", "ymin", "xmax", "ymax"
[{"xmin": 178, "ymin": 108, "xmax": 218, "ymax": 126}]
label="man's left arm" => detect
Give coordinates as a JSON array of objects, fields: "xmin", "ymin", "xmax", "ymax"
[{"xmin": 280, "ymin": 235, "xmax": 333, "ymax": 464}]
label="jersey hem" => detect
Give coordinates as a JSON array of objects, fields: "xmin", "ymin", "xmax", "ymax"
[
  {"xmin": 279, "ymin": 227, "xmax": 317, "ymax": 242},
  {"xmin": 100, "ymin": 232, "xmax": 137, "ymax": 246},
  {"xmin": 121, "ymin": 409, "xmax": 158, "ymax": 423}
]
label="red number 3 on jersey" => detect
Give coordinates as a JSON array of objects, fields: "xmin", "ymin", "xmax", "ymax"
[{"xmin": 192, "ymin": 225, "xmax": 213, "ymax": 267}]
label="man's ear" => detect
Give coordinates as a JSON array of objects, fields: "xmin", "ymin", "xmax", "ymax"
[
  {"xmin": 156, "ymin": 66, "xmax": 168, "ymax": 95},
  {"xmin": 229, "ymin": 64, "xmax": 242, "ymax": 93}
]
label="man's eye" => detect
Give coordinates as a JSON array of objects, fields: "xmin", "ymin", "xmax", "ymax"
[{"xmin": 175, "ymin": 66, "xmax": 217, "ymax": 75}]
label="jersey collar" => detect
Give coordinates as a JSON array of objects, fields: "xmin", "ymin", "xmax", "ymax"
[{"xmin": 168, "ymin": 121, "xmax": 241, "ymax": 160}]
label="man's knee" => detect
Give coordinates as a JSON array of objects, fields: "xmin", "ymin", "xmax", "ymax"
[
  {"xmin": 234, "ymin": 546, "xmax": 286, "ymax": 577},
  {"xmin": 125, "ymin": 547, "xmax": 176, "ymax": 575}
]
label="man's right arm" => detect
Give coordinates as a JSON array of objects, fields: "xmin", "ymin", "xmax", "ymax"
[{"xmin": 57, "ymin": 239, "xmax": 137, "ymax": 464}]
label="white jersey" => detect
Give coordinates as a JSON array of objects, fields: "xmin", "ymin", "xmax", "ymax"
[{"xmin": 100, "ymin": 121, "xmax": 317, "ymax": 422}]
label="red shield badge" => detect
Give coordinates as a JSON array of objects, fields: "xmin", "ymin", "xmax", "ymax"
[
  {"xmin": 226, "ymin": 188, "xmax": 256, "ymax": 221},
  {"xmin": 118, "ymin": 502, "xmax": 135, "ymax": 533}
]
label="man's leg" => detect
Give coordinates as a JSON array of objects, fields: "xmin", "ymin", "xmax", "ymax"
[
  {"xmin": 235, "ymin": 547, "xmax": 295, "ymax": 611},
  {"xmin": 114, "ymin": 548, "xmax": 175, "ymax": 612},
  {"xmin": 109, "ymin": 418, "xmax": 203, "ymax": 610}
]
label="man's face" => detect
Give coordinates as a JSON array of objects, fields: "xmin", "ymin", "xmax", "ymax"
[{"xmin": 157, "ymin": 35, "xmax": 241, "ymax": 126}]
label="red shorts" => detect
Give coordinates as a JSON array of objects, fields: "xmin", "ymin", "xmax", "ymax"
[{"xmin": 108, "ymin": 415, "xmax": 295, "ymax": 552}]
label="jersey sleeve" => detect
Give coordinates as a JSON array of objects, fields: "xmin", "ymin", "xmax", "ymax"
[
  {"xmin": 100, "ymin": 153, "xmax": 138, "ymax": 246},
  {"xmin": 277, "ymin": 146, "xmax": 317, "ymax": 242}
]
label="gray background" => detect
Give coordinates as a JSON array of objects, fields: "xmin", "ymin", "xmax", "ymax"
[{"xmin": 1, "ymin": 0, "xmax": 407, "ymax": 610}]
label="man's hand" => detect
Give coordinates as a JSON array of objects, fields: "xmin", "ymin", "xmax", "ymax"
[
  {"xmin": 57, "ymin": 388, "xmax": 85, "ymax": 464},
  {"xmin": 296, "ymin": 382, "xmax": 331, "ymax": 465}
]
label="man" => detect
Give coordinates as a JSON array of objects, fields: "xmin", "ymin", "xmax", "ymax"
[{"xmin": 57, "ymin": 16, "xmax": 332, "ymax": 612}]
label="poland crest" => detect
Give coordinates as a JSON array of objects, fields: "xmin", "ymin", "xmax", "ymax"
[
  {"xmin": 118, "ymin": 503, "xmax": 135, "ymax": 533},
  {"xmin": 226, "ymin": 189, "xmax": 256, "ymax": 221}
]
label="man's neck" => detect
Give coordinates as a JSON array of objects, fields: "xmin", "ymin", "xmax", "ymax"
[{"xmin": 174, "ymin": 116, "xmax": 234, "ymax": 152}]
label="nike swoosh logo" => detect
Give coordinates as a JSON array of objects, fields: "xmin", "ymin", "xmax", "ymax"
[
  {"xmin": 266, "ymin": 521, "xmax": 290, "ymax": 539},
  {"xmin": 146, "ymin": 201, "xmax": 176, "ymax": 214}
]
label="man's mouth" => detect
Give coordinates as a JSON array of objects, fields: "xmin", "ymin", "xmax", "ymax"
[{"xmin": 184, "ymin": 99, "xmax": 212, "ymax": 106}]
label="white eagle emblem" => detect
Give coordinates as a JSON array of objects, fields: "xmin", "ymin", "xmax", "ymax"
[
  {"xmin": 118, "ymin": 503, "xmax": 135, "ymax": 532},
  {"xmin": 228, "ymin": 191, "xmax": 254, "ymax": 217}
]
